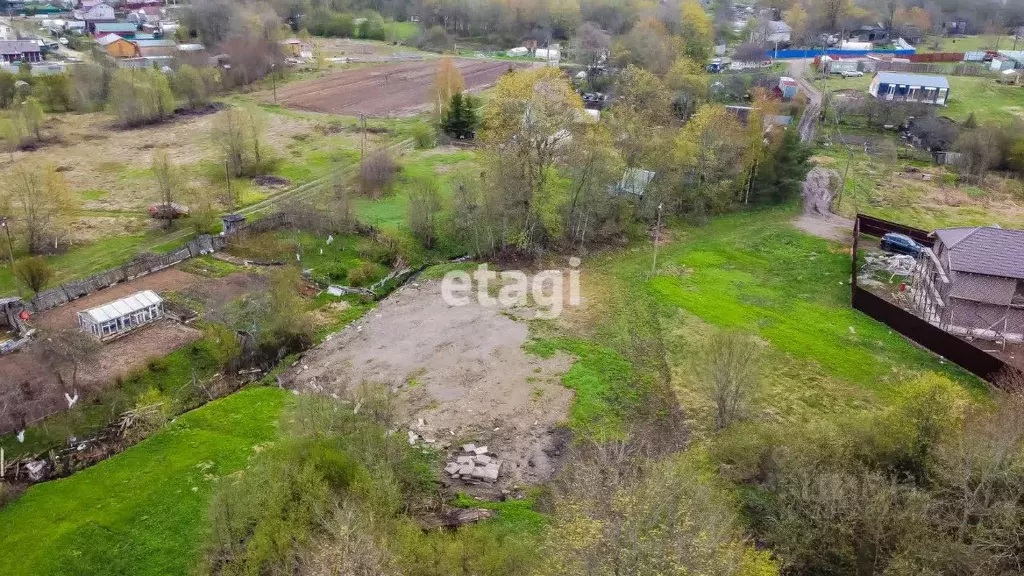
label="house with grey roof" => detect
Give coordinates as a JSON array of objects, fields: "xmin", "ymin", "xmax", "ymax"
[
  {"xmin": 910, "ymin": 226, "xmax": 1024, "ymax": 342},
  {"xmin": 0, "ymin": 40, "xmax": 42, "ymax": 63},
  {"xmin": 868, "ymin": 72, "xmax": 950, "ymax": 105}
]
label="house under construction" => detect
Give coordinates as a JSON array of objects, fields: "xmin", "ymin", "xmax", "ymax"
[{"xmin": 909, "ymin": 227, "xmax": 1024, "ymax": 343}]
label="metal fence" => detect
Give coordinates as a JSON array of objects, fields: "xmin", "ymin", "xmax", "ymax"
[
  {"xmin": 852, "ymin": 214, "xmax": 1022, "ymax": 384},
  {"xmin": 28, "ymin": 233, "xmax": 225, "ymax": 314}
]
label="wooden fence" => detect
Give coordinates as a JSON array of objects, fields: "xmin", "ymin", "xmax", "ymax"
[{"xmin": 852, "ymin": 214, "xmax": 1022, "ymax": 384}]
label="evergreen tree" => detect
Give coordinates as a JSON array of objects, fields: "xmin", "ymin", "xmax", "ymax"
[
  {"xmin": 750, "ymin": 128, "xmax": 812, "ymax": 205},
  {"xmin": 441, "ymin": 91, "xmax": 479, "ymax": 140}
]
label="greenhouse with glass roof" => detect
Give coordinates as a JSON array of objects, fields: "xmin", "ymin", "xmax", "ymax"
[{"xmin": 77, "ymin": 290, "xmax": 164, "ymax": 340}]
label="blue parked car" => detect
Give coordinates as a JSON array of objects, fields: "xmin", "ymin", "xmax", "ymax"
[{"xmin": 880, "ymin": 233, "xmax": 923, "ymax": 257}]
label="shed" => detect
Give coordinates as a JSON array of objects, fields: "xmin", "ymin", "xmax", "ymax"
[
  {"xmin": 77, "ymin": 290, "xmax": 164, "ymax": 340},
  {"xmin": 221, "ymin": 213, "xmax": 246, "ymax": 235},
  {"xmin": 778, "ymin": 76, "xmax": 798, "ymax": 99},
  {"xmin": 868, "ymin": 72, "xmax": 949, "ymax": 105},
  {"xmin": 614, "ymin": 168, "xmax": 655, "ymax": 197}
]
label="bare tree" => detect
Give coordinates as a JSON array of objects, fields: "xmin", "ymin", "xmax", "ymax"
[
  {"xmin": 40, "ymin": 328, "xmax": 101, "ymax": 398},
  {"xmin": 3, "ymin": 164, "xmax": 75, "ymax": 253},
  {"xmin": 152, "ymin": 151, "xmax": 181, "ymax": 228},
  {"xmin": 702, "ymin": 329, "xmax": 761, "ymax": 430}
]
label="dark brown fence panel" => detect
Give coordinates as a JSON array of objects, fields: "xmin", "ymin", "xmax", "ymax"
[
  {"xmin": 852, "ymin": 286, "xmax": 1013, "ymax": 381},
  {"xmin": 856, "ymin": 213, "xmax": 934, "ymax": 246},
  {"xmin": 851, "ymin": 214, "xmax": 1021, "ymax": 385},
  {"xmin": 909, "ymin": 52, "xmax": 965, "ymax": 63}
]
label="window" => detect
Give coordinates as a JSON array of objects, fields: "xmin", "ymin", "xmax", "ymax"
[{"xmin": 1014, "ymin": 281, "xmax": 1024, "ymax": 307}]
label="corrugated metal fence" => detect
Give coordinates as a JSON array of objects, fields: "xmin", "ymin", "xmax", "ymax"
[{"xmin": 852, "ymin": 214, "xmax": 1022, "ymax": 384}]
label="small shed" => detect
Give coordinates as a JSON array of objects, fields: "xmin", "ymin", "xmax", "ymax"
[
  {"xmin": 869, "ymin": 72, "xmax": 949, "ymax": 105},
  {"xmin": 778, "ymin": 76, "xmax": 799, "ymax": 99},
  {"xmin": 78, "ymin": 290, "xmax": 164, "ymax": 340},
  {"xmin": 221, "ymin": 213, "xmax": 246, "ymax": 235},
  {"xmin": 136, "ymin": 38, "xmax": 176, "ymax": 57}
]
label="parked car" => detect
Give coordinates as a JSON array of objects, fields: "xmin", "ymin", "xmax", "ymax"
[
  {"xmin": 880, "ymin": 233, "xmax": 923, "ymax": 257},
  {"xmin": 841, "ymin": 70, "xmax": 864, "ymax": 77}
]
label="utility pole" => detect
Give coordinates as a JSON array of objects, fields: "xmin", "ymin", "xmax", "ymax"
[
  {"xmin": 651, "ymin": 203, "xmax": 663, "ymax": 275},
  {"xmin": 0, "ymin": 217, "xmax": 14, "ymax": 269},
  {"xmin": 836, "ymin": 149, "xmax": 852, "ymax": 212},
  {"xmin": 271, "ymin": 63, "xmax": 277, "ymax": 103},
  {"xmin": 224, "ymin": 160, "xmax": 233, "ymax": 210}
]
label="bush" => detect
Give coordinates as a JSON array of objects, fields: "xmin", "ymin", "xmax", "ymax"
[
  {"xmin": 312, "ymin": 261, "xmax": 348, "ymax": 285},
  {"xmin": 358, "ymin": 150, "xmax": 398, "ymax": 197},
  {"xmin": 13, "ymin": 256, "xmax": 53, "ymax": 295},
  {"xmin": 410, "ymin": 123, "xmax": 437, "ymax": 149},
  {"xmin": 347, "ymin": 261, "xmax": 381, "ymax": 287}
]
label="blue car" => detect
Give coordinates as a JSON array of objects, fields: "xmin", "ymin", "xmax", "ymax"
[{"xmin": 879, "ymin": 233, "xmax": 923, "ymax": 257}]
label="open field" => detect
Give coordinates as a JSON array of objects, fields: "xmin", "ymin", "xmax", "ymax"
[
  {"xmin": 945, "ymin": 76, "xmax": 1024, "ymax": 123},
  {"xmin": 917, "ymin": 34, "xmax": 1018, "ymax": 53},
  {"xmin": 0, "ymin": 387, "xmax": 289, "ymax": 576},
  {"xmin": 274, "ymin": 59, "xmax": 518, "ymax": 116}
]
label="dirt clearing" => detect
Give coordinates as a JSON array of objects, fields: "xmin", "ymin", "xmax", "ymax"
[
  {"xmin": 281, "ymin": 279, "xmax": 574, "ymax": 487},
  {"xmin": 795, "ymin": 166, "xmax": 853, "ymax": 242},
  {"xmin": 275, "ymin": 59, "xmax": 521, "ymax": 116}
]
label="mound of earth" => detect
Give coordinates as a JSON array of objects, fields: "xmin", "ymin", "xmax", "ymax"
[{"xmin": 281, "ymin": 280, "xmax": 574, "ymax": 487}]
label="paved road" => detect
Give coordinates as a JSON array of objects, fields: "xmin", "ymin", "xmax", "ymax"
[{"xmin": 788, "ymin": 59, "xmax": 823, "ymax": 143}]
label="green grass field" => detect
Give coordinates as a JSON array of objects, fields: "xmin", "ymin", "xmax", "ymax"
[
  {"xmin": 944, "ymin": 76, "xmax": 1024, "ymax": 123},
  {"xmin": 0, "ymin": 387, "xmax": 289, "ymax": 576},
  {"xmin": 917, "ymin": 34, "xmax": 1016, "ymax": 53},
  {"xmin": 569, "ymin": 208, "xmax": 982, "ymax": 432}
]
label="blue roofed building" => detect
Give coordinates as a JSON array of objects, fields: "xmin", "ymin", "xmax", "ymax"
[{"xmin": 868, "ymin": 72, "xmax": 950, "ymax": 106}]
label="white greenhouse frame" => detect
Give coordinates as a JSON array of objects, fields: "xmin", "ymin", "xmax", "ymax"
[{"xmin": 77, "ymin": 290, "xmax": 165, "ymax": 340}]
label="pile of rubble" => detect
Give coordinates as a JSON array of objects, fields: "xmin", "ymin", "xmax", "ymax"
[{"xmin": 444, "ymin": 444, "xmax": 503, "ymax": 483}]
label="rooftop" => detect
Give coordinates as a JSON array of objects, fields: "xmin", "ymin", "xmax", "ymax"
[
  {"xmin": 875, "ymin": 72, "xmax": 950, "ymax": 89},
  {"xmin": 0, "ymin": 40, "xmax": 41, "ymax": 55},
  {"xmin": 94, "ymin": 22, "xmax": 139, "ymax": 33},
  {"xmin": 79, "ymin": 290, "xmax": 162, "ymax": 324},
  {"xmin": 935, "ymin": 226, "xmax": 1024, "ymax": 280}
]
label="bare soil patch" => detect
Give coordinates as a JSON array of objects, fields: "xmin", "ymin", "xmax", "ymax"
[
  {"xmin": 31, "ymin": 268, "xmax": 204, "ymax": 331},
  {"xmin": 796, "ymin": 166, "xmax": 854, "ymax": 242},
  {"xmin": 0, "ymin": 320, "xmax": 202, "ymax": 434},
  {"xmin": 281, "ymin": 279, "xmax": 575, "ymax": 487},
  {"xmin": 0, "ymin": 268, "xmax": 269, "ymax": 434},
  {"xmin": 275, "ymin": 59, "xmax": 520, "ymax": 117}
]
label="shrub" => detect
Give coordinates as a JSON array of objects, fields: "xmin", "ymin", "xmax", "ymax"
[
  {"xmin": 312, "ymin": 261, "xmax": 348, "ymax": 285},
  {"xmin": 347, "ymin": 261, "xmax": 381, "ymax": 287},
  {"xmin": 13, "ymin": 256, "xmax": 53, "ymax": 295},
  {"xmin": 358, "ymin": 150, "xmax": 398, "ymax": 197},
  {"xmin": 410, "ymin": 123, "xmax": 437, "ymax": 149}
]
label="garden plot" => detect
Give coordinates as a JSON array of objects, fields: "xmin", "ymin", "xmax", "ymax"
[
  {"xmin": 282, "ymin": 279, "xmax": 574, "ymax": 486},
  {"xmin": 274, "ymin": 59, "xmax": 518, "ymax": 116}
]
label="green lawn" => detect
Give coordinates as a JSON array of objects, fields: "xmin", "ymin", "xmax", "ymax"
[
  {"xmin": 572, "ymin": 208, "xmax": 982, "ymax": 431},
  {"xmin": 0, "ymin": 387, "xmax": 289, "ymax": 576},
  {"xmin": 944, "ymin": 76, "xmax": 1024, "ymax": 123}
]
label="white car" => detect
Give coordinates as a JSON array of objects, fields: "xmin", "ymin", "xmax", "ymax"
[{"xmin": 841, "ymin": 70, "xmax": 864, "ymax": 78}]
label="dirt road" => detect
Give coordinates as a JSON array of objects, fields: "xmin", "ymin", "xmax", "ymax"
[
  {"xmin": 282, "ymin": 280, "xmax": 574, "ymax": 487},
  {"xmin": 788, "ymin": 59, "xmax": 823, "ymax": 143}
]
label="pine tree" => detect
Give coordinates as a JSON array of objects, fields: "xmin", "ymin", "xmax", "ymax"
[
  {"xmin": 750, "ymin": 128, "xmax": 812, "ymax": 205},
  {"xmin": 441, "ymin": 91, "xmax": 478, "ymax": 140}
]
